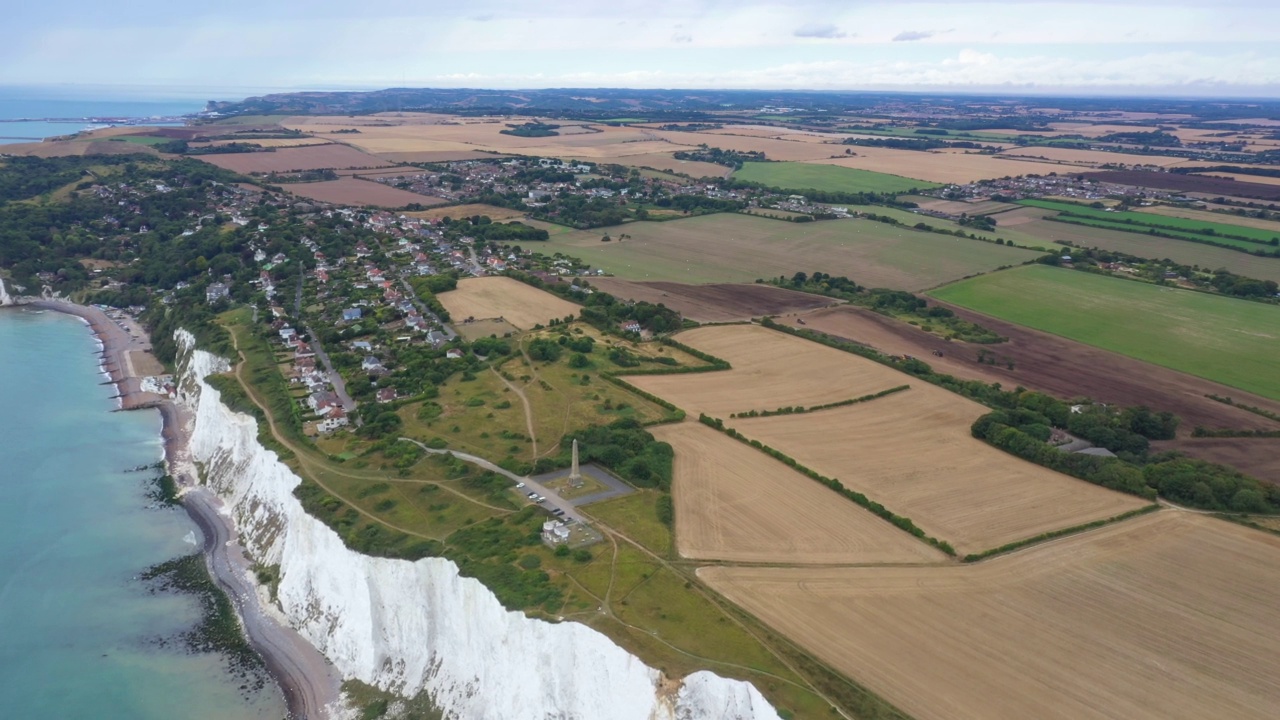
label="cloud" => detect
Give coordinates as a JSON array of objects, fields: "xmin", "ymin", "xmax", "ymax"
[
  {"xmin": 893, "ymin": 30, "xmax": 934, "ymax": 42},
  {"xmin": 672, "ymin": 32, "xmax": 692, "ymax": 43},
  {"xmin": 794, "ymin": 23, "xmax": 846, "ymax": 39}
]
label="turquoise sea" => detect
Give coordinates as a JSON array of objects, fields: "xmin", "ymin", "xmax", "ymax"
[
  {"xmin": 0, "ymin": 88, "xmax": 204, "ymax": 144},
  {"xmin": 0, "ymin": 309, "xmax": 284, "ymax": 719}
]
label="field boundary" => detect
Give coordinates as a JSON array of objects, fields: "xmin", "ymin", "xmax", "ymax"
[
  {"xmin": 729, "ymin": 384, "xmax": 910, "ymax": 419},
  {"xmin": 960, "ymin": 504, "xmax": 1160, "ymax": 562},
  {"xmin": 696, "ymin": 413, "xmax": 957, "ymax": 556}
]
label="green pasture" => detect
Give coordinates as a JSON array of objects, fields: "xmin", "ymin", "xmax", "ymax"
[
  {"xmin": 930, "ymin": 265, "xmax": 1280, "ymax": 400},
  {"xmin": 734, "ymin": 162, "xmax": 940, "ymax": 195}
]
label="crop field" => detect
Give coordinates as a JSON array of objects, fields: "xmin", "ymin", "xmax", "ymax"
[
  {"xmin": 1001, "ymin": 217, "xmax": 1280, "ymax": 282},
  {"xmin": 196, "ymin": 144, "xmax": 394, "ymax": 174},
  {"xmin": 1134, "ymin": 204, "xmax": 1280, "ymax": 234},
  {"xmin": 1020, "ymin": 199, "xmax": 1280, "ymax": 246},
  {"xmin": 998, "ymin": 146, "xmax": 1191, "ymax": 167},
  {"xmin": 701, "ymin": 512, "xmax": 1280, "ymax": 720},
  {"xmin": 404, "ymin": 203, "xmax": 527, "ymax": 223},
  {"xmin": 807, "ymin": 149, "xmax": 1067, "ymax": 184},
  {"xmin": 282, "ymin": 177, "xmax": 445, "ymax": 208},
  {"xmin": 930, "ymin": 265, "xmax": 1280, "ymax": 400},
  {"xmin": 734, "ymin": 161, "xmax": 938, "ymax": 194},
  {"xmin": 1194, "ymin": 171, "xmax": 1280, "ymax": 187},
  {"xmin": 586, "ymin": 279, "xmax": 832, "ymax": 322},
  {"xmin": 437, "ymin": 277, "xmax": 581, "ymax": 330},
  {"xmin": 605, "ymin": 152, "xmax": 728, "ymax": 179},
  {"xmin": 1079, "ymin": 170, "xmax": 1280, "ymax": 202},
  {"xmin": 628, "ymin": 324, "xmax": 919, "ymax": 418},
  {"xmin": 731, "ymin": 389, "xmax": 1149, "ymax": 555},
  {"xmin": 546, "ymin": 213, "xmax": 1043, "ymax": 289},
  {"xmin": 651, "ymin": 422, "xmax": 945, "ymax": 565}
]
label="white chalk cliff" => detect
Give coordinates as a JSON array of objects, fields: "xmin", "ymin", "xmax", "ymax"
[
  {"xmin": 174, "ymin": 331, "xmax": 782, "ymax": 720},
  {"xmin": 0, "ymin": 277, "xmax": 12, "ymax": 306}
]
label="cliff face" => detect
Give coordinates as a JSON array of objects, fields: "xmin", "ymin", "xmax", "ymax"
[
  {"xmin": 174, "ymin": 332, "xmax": 781, "ymax": 720},
  {"xmin": 0, "ymin": 277, "xmax": 12, "ymax": 306}
]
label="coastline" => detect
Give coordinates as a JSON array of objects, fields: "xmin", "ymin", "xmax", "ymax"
[{"xmin": 4, "ymin": 298, "xmax": 342, "ymax": 719}]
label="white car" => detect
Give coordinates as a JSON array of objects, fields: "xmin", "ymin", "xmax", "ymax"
[{"xmin": 516, "ymin": 482, "xmax": 525, "ymax": 489}]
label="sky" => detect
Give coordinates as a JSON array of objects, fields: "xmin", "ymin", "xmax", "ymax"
[{"xmin": 5, "ymin": 0, "xmax": 1280, "ymax": 100}]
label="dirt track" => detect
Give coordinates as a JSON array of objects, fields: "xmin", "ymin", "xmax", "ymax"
[{"xmin": 785, "ymin": 305, "xmax": 1280, "ymax": 481}]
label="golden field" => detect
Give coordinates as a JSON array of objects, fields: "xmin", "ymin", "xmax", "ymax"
[
  {"xmin": 437, "ymin": 276, "xmax": 581, "ymax": 330},
  {"xmin": 651, "ymin": 422, "xmax": 945, "ymax": 565},
  {"xmin": 701, "ymin": 512, "xmax": 1280, "ymax": 720}
]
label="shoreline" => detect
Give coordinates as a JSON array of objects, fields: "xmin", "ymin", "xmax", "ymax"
[{"xmin": 4, "ymin": 298, "xmax": 343, "ymax": 719}]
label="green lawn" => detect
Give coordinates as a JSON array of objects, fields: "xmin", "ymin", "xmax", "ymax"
[
  {"xmin": 930, "ymin": 265, "xmax": 1280, "ymax": 400},
  {"xmin": 1020, "ymin": 199, "xmax": 1280, "ymax": 248},
  {"xmin": 735, "ymin": 162, "xmax": 940, "ymax": 195}
]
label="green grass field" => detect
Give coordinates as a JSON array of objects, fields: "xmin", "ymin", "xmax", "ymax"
[
  {"xmin": 735, "ymin": 161, "xmax": 940, "ymax": 195},
  {"xmin": 930, "ymin": 265, "xmax": 1280, "ymax": 400},
  {"xmin": 1020, "ymin": 199, "xmax": 1280, "ymax": 248},
  {"xmin": 999, "ymin": 217, "xmax": 1280, "ymax": 283},
  {"xmin": 546, "ymin": 213, "xmax": 1041, "ymax": 290}
]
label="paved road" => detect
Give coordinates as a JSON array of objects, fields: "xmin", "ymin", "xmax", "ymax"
[
  {"xmin": 399, "ymin": 439, "xmax": 586, "ymax": 524},
  {"xmin": 181, "ymin": 483, "xmax": 343, "ymax": 719},
  {"xmin": 305, "ymin": 325, "xmax": 356, "ymax": 413}
]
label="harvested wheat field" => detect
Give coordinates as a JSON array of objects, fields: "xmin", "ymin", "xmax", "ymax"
[
  {"xmin": 437, "ymin": 277, "xmax": 580, "ymax": 330},
  {"xmin": 702, "ymin": 512, "xmax": 1280, "ymax": 720},
  {"xmin": 405, "ymin": 203, "xmax": 527, "ymax": 223},
  {"xmin": 652, "ymin": 422, "xmax": 944, "ymax": 564},
  {"xmin": 732, "ymin": 388, "xmax": 1149, "ymax": 554},
  {"xmin": 808, "ymin": 149, "xmax": 1064, "ymax": 184},
  {"xmin": 282, "ymin": 177, "xmax": 444, "ymax": 208},
  {"xmin": 196, "ymin": 144, "xmax": 393, "ymax": 174},
  {"xmin": 607, "ymin": 151, "xmax": 729, "ymax": 178},
  {"xmin": 998, "ymin": 146, "xmax": 1189, "ymax": 167},
  {"xmin": 454, "ymin": 317, "xmax": 520, "ymax": 341},
  {"xmin": 1194, "ymin": 171, "xmax": 1280, "ymax": 186},
  {"xmin": 629, "ymin": 324, "xmax": 910, "ymax": 418}
]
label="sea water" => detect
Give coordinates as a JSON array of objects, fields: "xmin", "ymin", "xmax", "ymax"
[
  {"xmin": 0, "ymin": 87, "xmax": 204, "ymax": 144},
  {"xmin": 0, "ymin": 309, "xmax": 284, "ymax": 719}
]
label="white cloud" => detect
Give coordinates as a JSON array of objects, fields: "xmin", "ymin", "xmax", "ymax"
[
  {"xmin": 794, "ymin": 23, "xmax": 847, "ymax": 39},
  {"xmin": 893, "ymin": 30, "xmax": 934, "ymax": 42}
]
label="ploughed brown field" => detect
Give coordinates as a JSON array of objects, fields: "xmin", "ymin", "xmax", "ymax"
[
  {"xmin": 437, "ymin": 277, "xmax": 580, "ymax": 330},
  {"xmin": 701, "ymin": 511, "xmax": 1280, "ymax": 720},
  {"xmin": 651, "ymin": 422, "xmax": 945, "ymax": 565},
  {"xmin": 587, "ymin": 279, "xmax": 832, "ymax": 323},
  {"xmin": 1079, "ymin": 170, "xmax": 1280, "ymax": 201},
  {"xmin": 780, "ymin": 304, "xmax": 1280, "ymax": 481},
  {"xmin": 282, "ymin": 177, "xmax": 445, "ymax": 208},
  {"xmin": 196, "ymin": 144, "xmax": 394, "ymax": 174},
  {"xmin": 636, "ymin": 325, "xmax": 1147, "ymax": 553}
]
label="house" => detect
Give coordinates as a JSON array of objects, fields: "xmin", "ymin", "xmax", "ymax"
[
  {"xmin": 351, "ymin": 341, "xmax": 373, "ymax": 352},
  {"xmin": 541, "ymin": 520, "xmax": 571, "ymax": 545},
  {"xmin": 205, "ymin": 283, "xmax": 230, "ymax": 304},
  {"xmin": 620, "ymin": 320, "xmax": 642, "ymax": 334},
  {"xmin": 446, "ymin": 348, "xmax": 464, "ymax": 360},
  {"xmin": 294, "ymin": 341, "xmax": 315, "ymax": 359},
  {"xmin": 361, "ymin": 356, "xmax": 384, "ymax": 372},
  {"xmin": 342, "ymin": 308, "xmax": 363, "ymax": 322},
  {"xmin": 376, "ymin": 388, "xmax": 398, "ymax": 404},
  {"xmin": 317, "ymin": 409, "xmax": 349, "ymax": 433}
]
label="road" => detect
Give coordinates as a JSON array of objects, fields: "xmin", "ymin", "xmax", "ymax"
[
  {"xmin": 466, "ymin": 244, "xmax": 485, "ymax": 275},
  {"xmin": 370, "ymin": 236, "xmax": 458, "ymax": 341},
  {"xmin": 400, "ymin": 439, "xmax": 586, "ymax": 524},
  {"xmin": 305, "ymin": 325, "xmax": 356, "ymax": 413},
  {"xmin": 181, "ymin": 483, "xmax": 343, "ymax": 719}
]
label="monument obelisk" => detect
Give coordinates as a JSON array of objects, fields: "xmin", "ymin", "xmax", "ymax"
[{"xmin": 570, "ymin": 438, "xmax": 582, "ymax": 485}]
